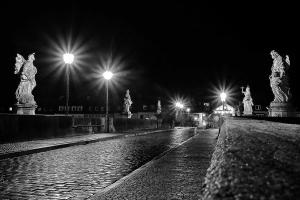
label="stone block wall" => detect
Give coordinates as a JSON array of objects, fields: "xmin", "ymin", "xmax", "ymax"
[
  {"xmin": 0, "ymin": 114, "xmax": 73, "ymax": 143},
  {"xmin": 113, "ymin": 118, "xmax": 159, "ymax": 132}
]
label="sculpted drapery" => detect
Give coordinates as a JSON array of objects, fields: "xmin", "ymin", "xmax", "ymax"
[
  {"xmin": 241, "ymin": 85, "xmax": 253, "ymax": 115},
  {"xmin": 269, "ymin": 50, "xmax": 291, "ymax": 103},
  {"xmin": 14, "ymin": 53, "xmax": 37, "ymax": 105}
]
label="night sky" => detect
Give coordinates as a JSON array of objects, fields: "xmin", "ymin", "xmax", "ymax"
[{"xmin": 1, "ymin": 2, "xmax": 299, "ymax": 111}]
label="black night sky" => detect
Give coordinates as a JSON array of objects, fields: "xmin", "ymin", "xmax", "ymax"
[{"xmin": 1, "ymin": 2, "xmax": 299, "ymax": 112}]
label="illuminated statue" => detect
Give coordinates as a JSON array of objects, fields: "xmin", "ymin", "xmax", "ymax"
[
  {"xmin": 241, "ymin": 85, "xmax": 253, "ymax": 115},
  {"xmin": 269, "ymin": 50, "xmax": 291, "ymax": 103},
  {"xmin": 157, "ymin": 99, "xmax": 162, "ymax": 115},
  {"xmin": 14, "ymin": 53, "xmax": 37, "ymax": 106},
  {"xmin": 123, "ymin": 89, "xmax": 133, "ymax": 118}
]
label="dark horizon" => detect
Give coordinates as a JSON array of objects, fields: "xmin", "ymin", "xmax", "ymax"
[{"xmin": 1, "ymin": 2, "xmax": 299, "ymax": 111}]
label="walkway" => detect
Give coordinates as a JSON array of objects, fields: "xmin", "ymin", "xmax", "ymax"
[
  {"xmin": 0, "ymin": 129, "xmax": 171, "ymax": 159},
  {"xmin": 90, "ymin": 129, "xmax": 218, "ymax": 200},
  {"xmin": 0, "ymin": 128, "xmax": 196, "ymax": 199}
]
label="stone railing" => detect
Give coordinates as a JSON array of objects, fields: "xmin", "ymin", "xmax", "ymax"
[{"xmin": 202, "ymin": 118, "xmax": 300, "ymax": 199}]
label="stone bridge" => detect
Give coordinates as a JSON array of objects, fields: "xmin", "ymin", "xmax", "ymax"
[{"xmin": 202, "ymin": 117, "xmax": 300, "ymax": 199}]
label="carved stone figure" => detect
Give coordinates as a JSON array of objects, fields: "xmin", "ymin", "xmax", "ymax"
[
  {"xmin": 241, "ymin": 85, "xmax": 253, "ymax": 115},
  {"xmin": 269, "ymin": 50, "xmax": 291, "ymax": 103},
  {"xmin": 157, "ymin": 99, "xmax": 162, "ymax": 115},
  {"xmin": 123, "ymin": 89, "xmax": 133, "ymax": 118},
  {"xmin": 268, "ymin": 50, "xmax": 295, "ymax": 117},
  {"xmin": 14, "ymin": 53, "xmax": 37, "ymax": 115}
]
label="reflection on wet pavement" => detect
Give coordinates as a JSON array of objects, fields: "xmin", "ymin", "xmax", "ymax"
[{"xmin": 0, "ymin": 128, "xmax": 195, "ymax": 199}]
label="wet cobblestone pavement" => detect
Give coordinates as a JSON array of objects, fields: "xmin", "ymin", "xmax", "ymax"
[
  {"xmin": 90, "ymin": 129, "xmax": 217, "ymax": 200},
  {"xmin": 0, "ymin": 133, "xmax": 121, "ymax": 158},
  {"xmin": 0, "ymin": 128, "xmax": 195, "ymax": 199}
]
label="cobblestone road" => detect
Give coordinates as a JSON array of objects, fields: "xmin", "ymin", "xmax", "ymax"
[
  {"xmin": 0, "ymin": 128, "xmax": 195, "ymax": 199},
  {"xmin": 91, "ymin": 129, "xmax": 217, "ymax": 200}
]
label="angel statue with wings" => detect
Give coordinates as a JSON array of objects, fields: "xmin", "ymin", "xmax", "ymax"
[
  {"xmin": 269, "ymin": 50, "xmax": 291, "ymax": 103},
  {"xmin": 14, "ymin": 53, "xmax": 37, "ymax": 105}
]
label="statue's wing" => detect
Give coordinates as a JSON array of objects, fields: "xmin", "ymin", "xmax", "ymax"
[
  {"xmin": 16, "ymin": 54, "xmax": 25, "ymax": 63},
  {"xmin": 285, "ymin": 55, "xmax": 290, "ymax": 66}
]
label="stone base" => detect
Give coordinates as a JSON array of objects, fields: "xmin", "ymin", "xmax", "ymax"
[
  {"xmin": 268, "ymin": 102, "xmax": 295, "ymax": 117},
  {"xmin": 16, "ymin": 104, "xmax": 37, "ymax": 115},
  {"xmin": 120, "ymin": 113, "xmax": 132, "ymax": 119},
  {"xmin": 109, "ymin": 118, "xmax": 116, "ymax": 132}
]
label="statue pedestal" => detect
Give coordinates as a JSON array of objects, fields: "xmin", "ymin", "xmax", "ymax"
[
  {"xmin": 268, "ymin": 102, "xmax": 295, "ymax": 117},
  {"xmin": 16, "ymin": 104, "xmax": 37, "ymax": 115},
  {"xmin": 109, "ymin": 118, "xmax": 116, "ymax": 132},
  {"xmin": 120, "ymin": 112, "xmax": 132, "ymax": 119},
  {"xmin": 243, "ymin": 111, "xmax": 252, "ymax": 116}
]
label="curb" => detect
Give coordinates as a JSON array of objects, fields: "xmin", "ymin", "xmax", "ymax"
[
  {"xmin": 89, "ymin": 128, "xmax": 198, "ymax": 199},
  {"xmin": 0, "ymin": 129, "xmax": 173, "ymax": 160}
]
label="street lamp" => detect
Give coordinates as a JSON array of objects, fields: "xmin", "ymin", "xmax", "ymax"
[
  {"xmin": 186, "ymin": 108, "xmax": 190, "ymax": 113},
  {"xmin": 175, "ymin": 102, "xmax": 184, "ymax": 109},
  {"xmin": 63, "ymin": 53, "xmax": 74, "ymax": 115},
  {"xmin": 220, "ymin": 92, "xmax": 227, "ymax": 112},
  {"xmin": 103, "ymin": 71, "xmax": 113, "ymax": 132}
]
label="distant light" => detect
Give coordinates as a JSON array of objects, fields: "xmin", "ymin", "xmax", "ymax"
[
  {"xmin": 63, "ymin": 53, "xmax": 74, "ymax": 64},
  {"xmin": 103, "ymin": 71, "xmax": 113, "ymax": 80},
  {"xmin": 175, "ymin": 102, "xmax": 184, "ymax": 109},
  {"xmin": 186, "ymin": 108, "xmax": 190, "ymax": 112},
  {"xmin": 9, "ymin": 107, "xmax": 12, "ymax": 111},
  {"xmin": 220, "ymin": 92, "xmax": 227, "ymax": 102},
  {"xmin": 194, "ymin": 117, "xmax": 198, "ymax": 121},
  {"xmin": 203, "ymin": 121, "xmax": 207, "ymax": 126}
]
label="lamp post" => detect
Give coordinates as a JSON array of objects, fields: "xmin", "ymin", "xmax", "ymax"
[
  {"xmin": 220, "ymin": 92, "xmax": 227, "ymax": 114},
  {"xmin": 103, "ymin": 71, "xmax": 113, "ymax": 132},
  {"xmin": 63, "ymin": 53, "xmax": 74, "ymax": 115}
]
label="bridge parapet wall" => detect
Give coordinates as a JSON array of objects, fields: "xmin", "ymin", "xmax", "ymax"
[{"xmin": 203, "ymin": 118, "xmax": 300, "ymax": 199}]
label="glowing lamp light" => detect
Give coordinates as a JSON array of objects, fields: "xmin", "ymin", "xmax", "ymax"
[
  {"xmin": 186, "ymin": 108, "xmax": 191, "ymax": 112},
  {"xmin": 175, "ymin": 102, "xmax": 184, "ymax": 109},
  {"xmin": 63, "ymin": 53, "xmax": 74, "ymax": 64},
  {"xmin": 103, "ymin": 71, "xmax": 113, "ymax": 80},
  {"xmin": 220, "ymin": 92, "xmax": 227, "ymax": 102}
]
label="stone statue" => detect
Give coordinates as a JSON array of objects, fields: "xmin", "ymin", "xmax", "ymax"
[
  {"xmin": 241, "ymin": 85, "xmax": 253, "ymax": 115},
  {"xmin": 14, "ymin": 53, "xmax": 37, "ymax": 111},
  {"xmin": 269, "ymin": 50, "xmax": 291, "ymax": 103},
  {"xmin": 123, "ymin": 89, "xmax": 133, "ymax": 118},
  {"xmin": 157, "ymin": 99, "xmax": 162, "ymax": 115}
]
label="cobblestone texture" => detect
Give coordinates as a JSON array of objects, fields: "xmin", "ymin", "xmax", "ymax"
[
  {"xmin": 0, "ymin": 128, "xmax": 195, "ymax": 199},
  {"xmin": 90, "ymin": 129, "xmax": 217, "ymax": 200},
  {"xmin": 0, "ymin": 133, "xmax": 121, "ymax": 156}
]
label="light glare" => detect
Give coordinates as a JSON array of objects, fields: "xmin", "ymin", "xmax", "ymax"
[
  {"xmin": 220, "ymin": 92, "xmax": 227, "ymax": 102},
  {"xmin": 63, "ymin": 53, "xmax": 74, "ymax": 64},
  {"xmin": 103, "ymin": 71, "xmax": 113, "ymax": 80},
  {"xmin": 175, "ymin": 102, "xmax": 184, "ymax": 109}
]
